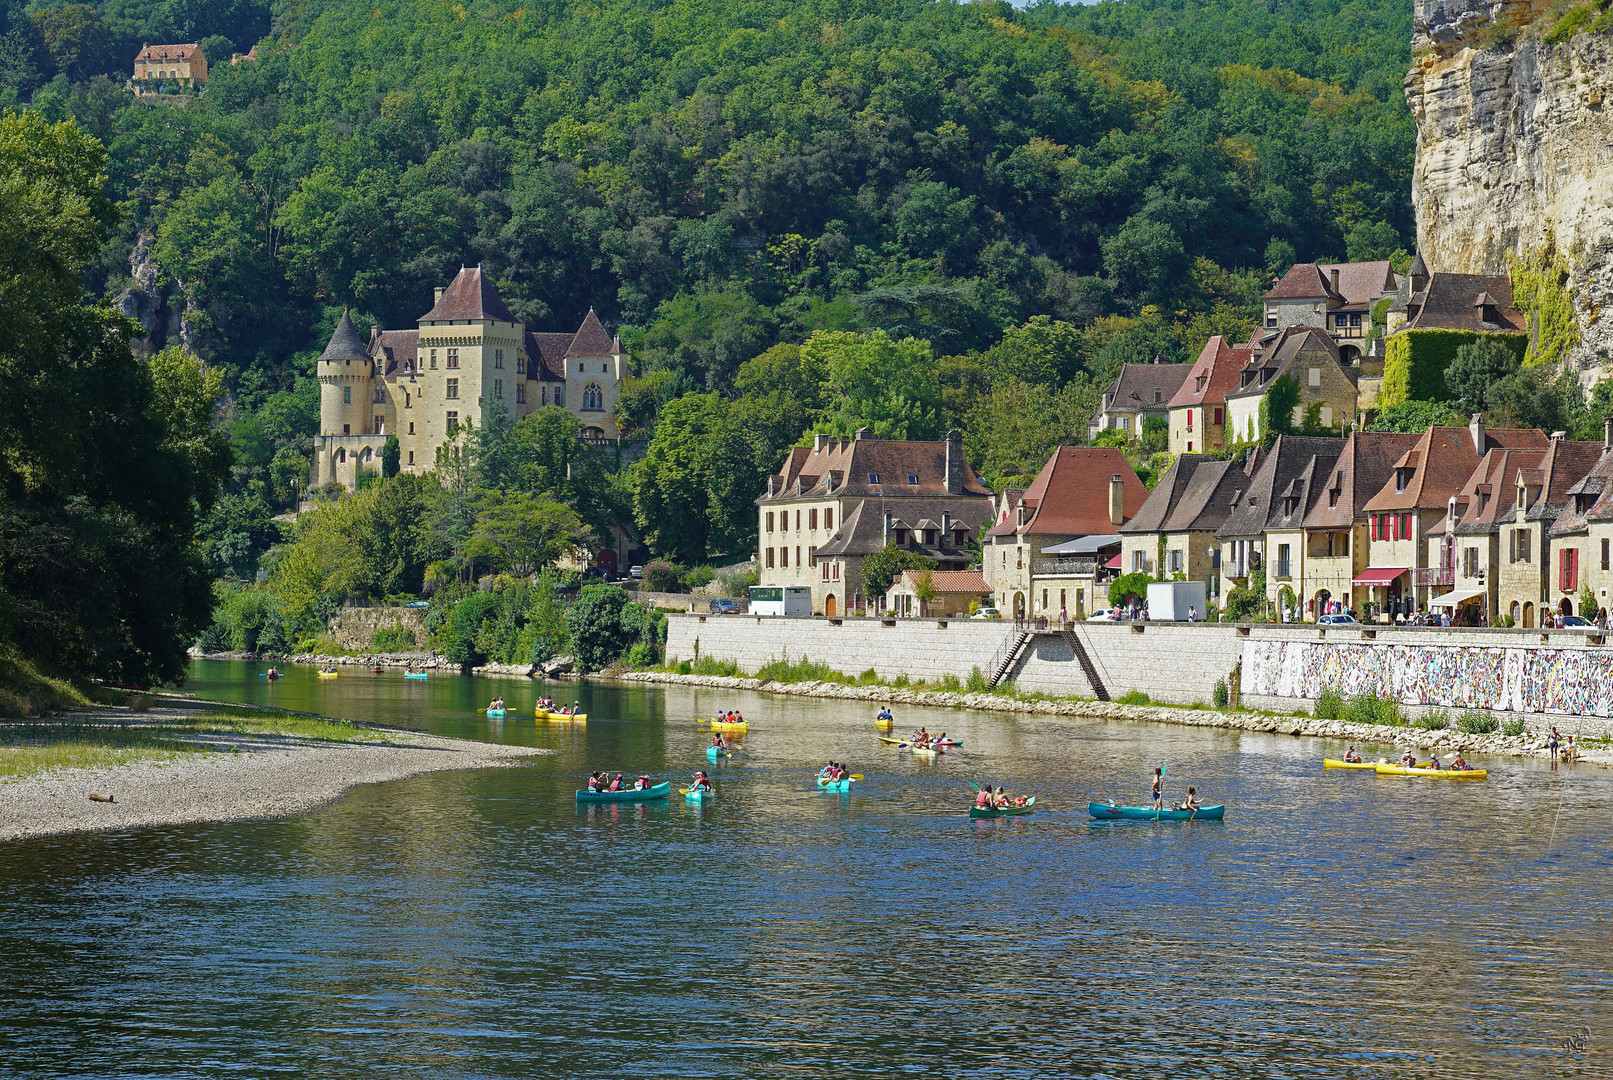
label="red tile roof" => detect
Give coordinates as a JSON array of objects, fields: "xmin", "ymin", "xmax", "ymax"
[
  {"xmin": 567, "ymin": 309, "xmax": 616, "ymax": 357},
  {"xmin": 984, "ymin": 447, "xmax": 1146, "ymax": 538},
  {"xmin": 1362, "ymin": 425, "xmax": 1549, "ymax": 512},
  {"xmin": 763, "ymin": 432, "xmax": 990, "ymax": 503},
  {"xmin": 894, "ymin": 569, "xmax": 989, "ymax": 595},
  {"xmin": 419, "ymin": 267, "xmax": 517, "ymax": 324},
  {"xmin": 1265, "ymin": 263, "xmax": 1342, "ymax": 302},
  {"xmin": 371, "ymin": 329, "xmax": 418, "ymax": 376},
  {"xmin": 1167, "ymin": 336, "xmax": 1250, "ymax": 409},
  {"xmin": 136, "ymin": 43, "xmax": 201, "ymax": 62}
]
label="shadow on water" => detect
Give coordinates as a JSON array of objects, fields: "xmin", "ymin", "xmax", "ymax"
[{"xmin": 0, "ymin": 659, "xmax": 1607, "ymax": 1077}]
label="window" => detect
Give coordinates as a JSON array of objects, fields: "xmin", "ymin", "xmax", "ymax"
[
  {"xmin": 780, "ymin": 548, "xmax": 788, "ymax": 568},
  {"xmin": 429, "ymin": 350, "xmax": 437, "ymax": 369},
  {"xmin": 405, "ymin": 391, "xmax": 412, "ymax": 408},
  {"xmin": 868, "ymin": 472, "xmax": 880, "ymax": 484},
  {"xmin": 494, "ymin": 348, "xmax": 504, "ymax": 369},
  {"xmin": 1266, "ymin": 309, "xmax": 1278, "ymax": 328},
  {"xmin": 1169, "ymin": 549, "xmax": 1184, "ymax": 575},
  {"xmin": 895, "ymin": 529, "xmax": 908, "ymax": 546},
  {"xmin": 1187, "ymin": 442, "xmax": 1193, "ymax": 453},
  {"xmin": 766, "ymin": 512, "xmax": 774, "ymax": 533},
  {"xmin": 796, "ymin": 546, "xmax": 801, "ymax": 567},
  {"xmin": 1196, "ymin": 375, "xmax": 1207, "ymax": 392},
  {"xmin": 822, "ymin": 560, "xmax": 831, "ymax": 581},
  {"xmin": 1521, "ymin": 530, "xmax": 1532, "ymax": 563},
  {"xmin": 408, "ymin": 448, "xmax": 415, "ymax": 463},
  {"xmin": 1464, "ymin": 547, "xmax": 1479, "ymax": 577},
  {"xmin": 1604, "ymin": 538, "xmax": 1610, "ymax": 571},
  {"xmin": 374, "ymin": 417, "xmax": 384, "ymax": 433},
  {"xmin": 1308, "ymin": 367, "xmax": 1321, "ymax": 387},
  {"xmin": 1118, "ymin": 417, "xmax": 1130, "ymax": 431},
  {"xmin": 1153, "ymin": 390, "xmax": 1162, "ymax": 404},
  {"xmin": 1277, "ymin": 544, "xmax": 1290, "ymax": 579},
  {"xmin": 340, "ymin": 426, "xmax": 349, "ymax": 437},
  {"xmin": 1042, "ymin": 589, "xmax": 1048, "ymax": 610},
  {"xmin": 516, "ymin": 384, "xmax": 525, "ymax": 404},
  {"xmin": 343, "ymin": 386, "xmax": 351, "ymax": 404},
  {"xmin": 493, "ymin": 379, "xmax": 503, "ymax": 399},
  {"xmin": 809, "ymin": 509, "xmax": 818, "ymax": 530},
  {"xmin": 582, "ymin": 383, "xmax": 604, "ymax": 411},
  {"xmin": 1395, "ymin": 468, "xmax": 1409, "ymax": 492},
  {"xmin": 554, "ymin": 386, "xmax": 563, "ymax": 407},
  {"xmin": 766, "ymin": 548, "xmax": 775, "ymax": 568},
  {"xmin": 446, "ymin": 379, "xmax": 459, "ymax": 400},
  {"xmin": 1321, "ymin": 406, "xmax": 1333, "ymax": 427},
  {"xmin": 447, "ymin": 348, "xmax": 459, "ymax": 369},
  {"xmin": 924, "ymin": 529, "xmax": 936, "ymax": 546},
  {"xmin": 1509, "ymin": 530, "xmax": 1517, "ymax": 563},
  {"xmin": 1400, "ymin": 513, "xmax": 1412, "ymax": 540},
  {"xmin": 795, "ymin": 511, "xmax": 801, "ymax": 531},
  {"xmin": 374, "ymin": 388, "xmax": 385, "ymax": 403},
  {"xmin": 833, "ymin": 562, "xmax": 840, "ymax": 581},
  {"xmin": 907, "ymin": 473, "xmax": 919, "ymax": 485},
  {"xmin": 825, "ymin": 509, "xmax": 834, "ymax": 532},
  {"xmin": 336, "ymin": 448, "xmax": 346, "ymax": 463},
  {"xmin": 446, "ymin": 411, "xmax": 459, "ymax": 433},
  {"xmin": 408, "ymin": 422, "xmax": 415, "ymax": 435},
  {"xmin": 1133, "ymin": 550, "xmax": 1145, "ymax": 573},
  {"xmin": 1561, "ymin": 548, "xmax": 1579, "ymax": 592},
  {"xmin": 1350, "ymin": 313, "xmax": 1363, "ymax": 326},
  {"xmin": 1213, "ymin": 408, "xmax": 1223, "ymax": 425}
]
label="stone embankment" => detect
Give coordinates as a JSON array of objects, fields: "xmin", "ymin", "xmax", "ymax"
[{"xmin": 614, "ymin": 670, "xmax": 1600, "ymax": 765}]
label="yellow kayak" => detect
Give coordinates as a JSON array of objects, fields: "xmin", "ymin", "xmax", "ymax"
[
  {"xmin": 538, "ymin": 711, "xmax": 587, "ymax": 721},
  {"xmin": 709, "ymin": 719, "xmax": 748, "ymax": 733},
  {"xmin": 317, "ymin": 671, "xmax": 339, "ymax": 678},
  {"xmin": 1323, "ymin": 758, "xmax": 1380, "ymax": 770},
  {"xmin": 1374, "ymin": 763, "xmax": 1487, "ymax": 779},
  {"xmin": 874, "ymin": 718, "xmax": 894, "ymax": 731}
]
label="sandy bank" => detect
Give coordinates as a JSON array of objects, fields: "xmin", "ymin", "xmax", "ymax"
[
  {"xmin": 0, "ymin": 699, "xmax": 551, "ymax": 843},
  {"xmin": 612, "ymin": 670, "xmax": 1610, "ymax": 767}
]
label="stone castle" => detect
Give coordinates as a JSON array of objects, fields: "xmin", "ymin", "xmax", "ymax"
[{"xmin": 314, "ymin": 267, "xmax": 624, "ymax": 490}]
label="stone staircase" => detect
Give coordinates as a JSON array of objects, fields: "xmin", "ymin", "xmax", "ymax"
[{"xmin": 1059, "ymin": 626, "xmax": 1109, "ymax": 701}]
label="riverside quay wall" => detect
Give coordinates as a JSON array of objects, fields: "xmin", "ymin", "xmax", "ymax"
[{"xmin": 665, "ymin": 615, "xmax": 1613, "ymax": 725}]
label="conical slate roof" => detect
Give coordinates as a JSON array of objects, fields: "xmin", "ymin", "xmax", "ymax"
[
  {"xmin": 319, "ymin": 309, "xmax": 370, "ymax": 363},
  {"xmin": 567, "ymin": 308, "xmax": 617, "ymax": 357},
  {"xmin": 419, "ymin": 266, "xmax": 517, "ymax": 323}
]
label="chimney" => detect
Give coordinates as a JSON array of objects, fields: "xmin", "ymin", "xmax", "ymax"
[
  {"xmin": 434, "ymin": 286, "xmax": 444, "ymax": 304},
  {"xmin": 1469, "ymin": 413, "xmax": 1485, "ymax": 453},
  {"xmin": 1606, "ymin": 417, "xmax": 1613, "ymax": 448},
  {"xmin": 814, "ymin": 433, "xmax": 831, "ymax": 452},
  {"xmin": 767, "ymin": 476, "xmax": 777, "ymax": 497},
  {"xmin": 1015, "ymin": 499, "xmax": 1026, "ymax": 529},
  {"xmin": 883, "ymin": 510, "xmax": 893, "ymax": 543},
  {"xmin": 944, "ymin": 428, "xmax": 964, "ymax": 494},
  {"xmin": 1329, "ymin": 267, "xmax": 1340, "ymax": 295},
  {"xmin": 941, "ymin": 510, "xmax": 951, "ymax": 545},
  {"xmin": 1109, "ymin": 474, "xmax": 1125, "ymax": 526}
]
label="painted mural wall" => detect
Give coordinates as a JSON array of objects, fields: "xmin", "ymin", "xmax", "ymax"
[{"xmin": 1245, "ymin": 639, "xmax": 1613, "ymax": 717}]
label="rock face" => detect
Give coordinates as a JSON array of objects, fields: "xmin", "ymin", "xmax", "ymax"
[{"xmin": 1406, "ymin": 4, "xmax": 1613, "ymax": 376}]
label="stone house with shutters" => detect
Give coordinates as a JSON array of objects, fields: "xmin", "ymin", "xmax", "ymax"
[
  {"xmin": 133, "ymin": 43, "xmax": 208, "ymax": 93},
  {"xmin": 1224, "ymin": 325, "xmax": 1359, "ymax": 444},
  {"xmin": 1298, "ymin": 431, "xmax": 1421, "ymax": 617},
  {"xmin": 314, "ymin": 266, "xmax": 625, "ymax": 491},
  {"xmin": 756, "ymin": 429, "xmax": 992, "ymax": 615},
  {"xmin": 885, "ymin": 569, "xmax": 992, "ymax": 618},
  {"xmin": 1479, "ymin": 436, "xmax": 1604, "ymax": 627},
  {"xmin": 982, "ymin": 447, "xmax": 1147, "ymax": 620},
  {"xmin": 1358, "ymin": 417, "xmax": 1548, "ymax": 618},
  {"xmin": 1546, "ymin": 422, "xmax": 1613, "ymax": 624},
  {"xmin": 1087, "ymin": 362, "xmax": 1192, "ymax": 441},
  {"xmin": 1211, "ymin": 435, "xmax": 1344, "ymax": 615},
  {"xmin": 1167, "ymin": 335, "xmax": 1249, "ymax": 456},
  {"xmin": 1117, "ymin": 455, "xmax": 1252, "ymax": 605},
  {"xmin": 1263, "ymin": 260, "xmax": 1399, "ymax": 363}
]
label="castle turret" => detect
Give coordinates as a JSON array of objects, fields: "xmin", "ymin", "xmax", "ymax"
[{"xmin": 317, "ymin": 309, "xmax": 376, "ymax": 437}]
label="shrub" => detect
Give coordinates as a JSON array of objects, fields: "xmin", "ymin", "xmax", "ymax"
[
  {"xmin": 677, "ymin": 660, "xmax": 693, "ymax": 675},
  {"xmin": 892, "ymin": 674, "xmax": 910, "ymax": 688},
  {"xmin": 680, "ymin": 565, "xmax": 716, "ymax": 591},
  {"xmin": 565, "ymin": 585, "xmax": 635, "ymax": 671},
  {"xmin": 1314, "ymin": 688, "xmax": 1344, "ymax": 721},
  {"xmin": 1117, "ymin": 689, "xmax": 1151, "ymax": 705},
  {"xmin": 1414, "ymin": 710, "xmax": 1449, "ymax": 731},
  {"xmin": 941, "ymin": 673, "xmax": 961, "ymax": 691},
  {"xmin": 441, "ymin": 591, "xmax": 502, "ymax": 665},
  {"xmin": 1456, "ymin": 711, "xmax": 1499, "ymax": 734},
  {"xmin": 624, "ymin": 642, "xmax": 657, "ymax": 667},
  {"xmin": 755, "ymin": 655, "xmax": 847, "ymax": 683},
  {"xmin": 1212, "ymin": 678, "xmax": 1229, "ymax": 709},
  {"xmin": 1108, "ymin": 572, "xmax": 1153, "ymax": 609},
  {"xmin": 966, "ymin": 666, "xmax": 989, "ymax": 693},
  {"xmin": 640, "ymin": 561, "xmax": 682, "ymax": 593},
  {"xmin": 371, "ymin": 624, "xmax": 416, "ymax": 651},
  {"xmin": 1502, "ymin": 718, "xmax": 1527, "ymax": 737},
  {"xmin": 1346, "ymin": 692, "xmax": 1404, "ymax": 726},
  {"xmin": 690, "ymin": 656, "xmax": 741, "ymax": 677},
  {"xmin": 859, "ymin": 667, "xmax": 879, "ymax": 685}
]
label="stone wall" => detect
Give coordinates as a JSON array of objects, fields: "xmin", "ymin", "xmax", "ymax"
[{"xmin": 327, "ymin": 607, "xmax": 427, "ymax": 652}]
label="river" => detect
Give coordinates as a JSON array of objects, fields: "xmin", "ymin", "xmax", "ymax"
[{"xmin": 0, "ymin": 659, "xmax": 1607, "ymax": 1077}]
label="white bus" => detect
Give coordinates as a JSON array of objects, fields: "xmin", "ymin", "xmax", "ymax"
[{"xmin": 749, "ymin": 585, "xmax": 813, "ymax": 616}]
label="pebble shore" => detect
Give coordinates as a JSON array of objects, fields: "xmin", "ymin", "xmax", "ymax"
[
  {"xmin": 614, "ymin": 670, "xmax": 1606, "ymax": 766},
  {"xmin": 0, "ymin": 699, "xmax": 552, "ymax": 843}
]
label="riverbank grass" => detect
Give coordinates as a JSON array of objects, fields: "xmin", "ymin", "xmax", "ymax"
[
  {"xmin": 0, "ymin": 651, "xmax": 108, "ymax": 718},
  {"xmin": 0, "ymin": 708, "xmax": 401, "ymax": 781}
]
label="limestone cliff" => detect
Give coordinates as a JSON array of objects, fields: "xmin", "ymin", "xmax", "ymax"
[{"xmin": 1406, "ymin": 1, "xmax": 1613, "ymax": 376}]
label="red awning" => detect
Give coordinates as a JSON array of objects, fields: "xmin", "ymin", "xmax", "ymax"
[
  {"xmin": 1104, "ymin": 553, "xmax": 1123, "ymax": 569},
  {"xmin": 1351, "ymin": 567, "xmax": 1408, "ymax": 587}
]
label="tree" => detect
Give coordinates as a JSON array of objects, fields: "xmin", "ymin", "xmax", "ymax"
[
  {"xmin": 980, "ymin": 316, "xmax": 1085, "ymax": 387},
  {"xmin": 964, "ymin": 378, "xmax": 1098, "ymax": 488},
  {"xmin": 861, "ymin": 543, "xmax": 934, "ymax": 601},
  {"xmin": 1444, "ymin": 337, "xmax": 1522, "ymax": 413},
  {"xmin": 640, "ymin": 561, "xmax": 681, "ymax": 592},
  {"xmin": 1366, "ymin": 400, "xmax": 1462, "ymax": 433},
  {"xmin": 804, "ymin": 330, "xmax": 943, "ymax": 441},
  {"xmin": 145, "ymin": 347, "xmax": 233, "ymax": 511},
  {"xmin": 1108, "ymin": 572, "xmax": 1153, "ymax": 609},
  {"xmin": 382, "ymin": 435, "xmax": 400, "ymax": 478},
  {"xmin": 566, "ymin": 584, "xmax": 634, "ymax": 671},
  {"xmin": 912, "ymin": 565, "xmax": 937, "ymax": 616},
  {"xmin": 29, "ymin": 6, "xmax": 116, "ymax": 82},
  {"xmin": 633, "ymin": 394, "xmax": 756, "ymax": 564},
  {"xmin": 197, "ymin": 493, "xmax": 276, "ymax": 580},
  {"xmin": 465, "ymin": 492, "xmax": 591, "ymax": 576}
]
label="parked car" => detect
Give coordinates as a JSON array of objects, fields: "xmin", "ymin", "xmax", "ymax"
[
  {"xmin": 405, "ymin": 600, "xmax": 430, "ymax": 609},
  {"xmin": 1557, "ymin": 615, "xmax": 1592, "ymax": 627},
  {"xmin": 1317, "ymin": 613, "xmax": 1360, "ymax": 625},
  {"xmin": 1086, "ymin": 609, "xmax": 1111, "ymax": 621},
  {"xmin": 710, "ymin": 597, "xmax": 740, "ymax": 614},
  {"xmin": 971, "ymin": 606, "xmax": 1001, "ymax": 619},
  {"xmin": 582, "ymin": 567, "xmax": 608, "ymax": 582},
  {"xmin": 629, "ymin": 565, "xmax": 644, "ymax": 579},
  {"xmin": 552, "ymin": 581, "xmax": 576, "ymax": 595}
]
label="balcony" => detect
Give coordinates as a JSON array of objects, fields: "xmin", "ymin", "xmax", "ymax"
[
  {"xmin": 1413, "ymin": 566, "xmax": 1454, "ymax": 588},
  {"xmin": 1035, "ymin": 557, "xmax": 1100, "ymax": 576}
]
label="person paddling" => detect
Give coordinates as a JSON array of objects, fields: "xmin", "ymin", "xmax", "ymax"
[
  {"xmin": 1344, "ymin": 745, "xmax": 1362, "ymax": 764},
  {"xmin": 1177, "ymin": 787, "xmax": 1202, "ymax": 812},
  {"xmin": 1151, "ymin": 768, "xmax": 1164, "ymax": 811}
]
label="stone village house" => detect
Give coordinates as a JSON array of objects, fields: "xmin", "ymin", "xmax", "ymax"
[
  {"xmin": 132, "ymin": 43, "xmax": 208, "ymax": 93},
  {"xmin": 1118, "ymin": 456, "xmax": 1253, "ymax": 606},
  {"xmin": 1088, "ymin": 362, "xmax": 1192, "ymax": 441}
]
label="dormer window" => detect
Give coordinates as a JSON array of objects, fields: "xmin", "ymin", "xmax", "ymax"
[
  {"xmin": 1196, "ymin": 375, "xmax": 1207, "ymax": 392},
  {"xmin": 924, "ymin": 529, "xmax": 936, "ymax": 546},
  {"xmin": 868, "ymin": 472, "xmax": 880, "ymax": 484},
  {"xmin": 1153, "ymin": 390, "xmax": 1162, "ymax": 403},
  {"xmin": 1578, "ymin": 493, "xmax": 1596, "ymax": 514},
  {"xmin": 907, "ymin": 473, "xmax": 919, "ymax": 485},
  {"xmin": 1395, "ymin": 467, "xmax": 1411, "ymax": 493},
  {"xmin": 894, "ymin": 528, "xmax": 907, "ymax": 545}
]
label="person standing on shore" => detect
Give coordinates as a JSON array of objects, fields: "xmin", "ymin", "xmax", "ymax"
[{"xmin": 1550, "ymin": 727, "xmax": 1561, "ymax": 764}]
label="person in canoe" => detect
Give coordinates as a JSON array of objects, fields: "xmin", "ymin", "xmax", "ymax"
[
  {"xmin": 1176, "ymin": 787, "xmax": 1202, "ymax": 812},
  {"xmin": 1427, "ymin": 754, "xmax": 1441, "ymax": 770},
  {"xmin": 1151, "ymin": 768, "xmax": 1164, "ymax": 811},
  {"xmin": 634, "ymin": 774, "xmax": 651, "ymax": 791},
  {"xmin": 487, "ymin": 697, "xmax": 504, "ymax": 712},
  {"xmin": 691, "ymin": 770, "xmax": 712, "ymax": 791},
  {"xmin": 974, "ymin": 787, "xmax": 993, "ymax": 809},
  {"xmin": 1449, "ymin": 754, "xmax": 1470, "ymax": 771},
  {"xmin": 1343, "ymin": 745, "xmax": 1363, "ymax": 764},
  {"xmin": 878, "ymin": 707, "xmax": 893, "ymax": 722},
  {"xmin": 712, "ymin": 733, "xmax": 729, "ymax": 750},
  {"xmin": 993, "ymin": 787, "xmax": 1010, "ymax": 808},
  {"xmin": 834, "ymin": 763, "xmax": 850, "ymax": 781},
  {"xmin": 587, "ymin": 771, "xmax": 603, "ymax": 792},
  {"xmin": 1399, "ymin": 751, "xmax": 1418, "ymax": 768}
]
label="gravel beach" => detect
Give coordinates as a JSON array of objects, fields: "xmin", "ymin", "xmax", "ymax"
[{"xmin": 0, "ymin": 700, "xmax": 551, "ymax": 843}]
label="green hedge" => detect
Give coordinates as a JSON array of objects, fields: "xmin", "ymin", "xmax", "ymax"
[{"xmin": 1382, "ymin": 330, "xmax": 1527, "ymax": 406}]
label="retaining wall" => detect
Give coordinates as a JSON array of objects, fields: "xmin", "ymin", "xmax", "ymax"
[{"xmin": 328, "ymin": 607, "xmax": 426, "ymax": 651}]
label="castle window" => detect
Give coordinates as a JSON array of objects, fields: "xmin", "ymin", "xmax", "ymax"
[
  {"xmin": 408, "ymin": 451, "xmax": 414, "ymax": 464},
  {"xmin": 429, "ymin": 350, "xmax": 437, "ymax": 369},
  {"xmin": 447, "ymin": 348, "xmax": 459, "ymax": 369},
  {"xmin": 336, "ymin": 448, "xmax": 346, "ymax": 463},
  {"xmin": 446, "ymin": 379, "xmax": 459, "ymax": 400},
  {"xmin": 408, "ymin": 422, "xmax": 415, "ymax": 435},
  {"xmin": 446, "ymin": 411, "xmax": 459, "ymax": 433},
  {"xmin": 404, "ymin": 391, "xmax": 411, "ymax": 408},
  {"xmin": 373, "ymin": 388, "xmax": 384, "ymax": 403},
  {"xmin": 343, "ymin": 386, "xmax": 351, "ymax": 404},
  {"xmin": 516, "ymin": 384, "xmax": 525, "ymax": 404},
  {"xmin": 342, "ymin": 424, "xmax": 350, "ymax": 435},
  {"xmin": 494, "ymin": 348, "xmax": 504, "ymax": 369},
  {"xmin": 493, "ymin": 379, "xmax": 503, "ymax": 399},
  {"xmin": 582, "ymin": 383, "xmax": 603, "ymax": 411},
  {"xmin": 554, "ymin": 386, "xmax": 563, "ymax": 407}
]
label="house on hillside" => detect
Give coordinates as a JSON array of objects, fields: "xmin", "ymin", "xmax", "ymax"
[
  {"xmin": 313, "ymin": 266, "xmax": 625, "ymax": 491},
  {"xmin": 1263, "ymin": 260, "xmax": 1399, "ymax": 362},
  {"xmin": 133, "ymin": 43, "xmax": 207, "ymax": 93},
  {"xmin": 1088, "ymin": 362, "xmax": 1192, "ymax": 441},
  {"xmin": 1213, "ymin": 435, "xmax": 1345, "ymax": 615},
  {"xmin": 1223, "ymin": 326, "xmax": 1359, "ymax": 443},
  {"xmin": 1167, "ymin": 335, "xmax": 1249, "ymax": 455},
  {"xmin": 1297, "ymin": 430, "xmax": 1421, "ymax": 617},
  {"xmin": 757, "ymin": 429, "xmax": 993, "ymax": 615},
  {"xmin": 1545, "ymin": 422, "xmax": 1613, "ymax": 625},
  {"xmin": 1118, "ymin": 455, "xmax": 1253, "ymax": 604},
  {"xmin": 885, "ymin": 569, "xmax": 991, "ymax": 618},
  {"xmin": 982, "ymin": 446, "xmax": 1148, "ymax": 620},
  {"xmin": 1357, "ymin": 417, "xmax": 1548, "ymax": 619}
]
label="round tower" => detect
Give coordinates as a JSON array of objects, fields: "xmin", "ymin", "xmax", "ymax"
[{"xmin": 316, "ymin": 309, "xmax": 375, "ymax": 436}]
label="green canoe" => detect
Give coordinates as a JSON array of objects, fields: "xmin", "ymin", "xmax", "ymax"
[{"xmin": 575, "ymin": 781, "xmax": 670, "ymax": 803}]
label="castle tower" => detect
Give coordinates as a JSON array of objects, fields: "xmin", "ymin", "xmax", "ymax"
[
  {"xmin": 313, "ymin": 309, "xmax": 383, "ymax": 489},
  {"xmin": 564, "ymin": 308, "xmax": 622, "ymax": 439},
  {"xmin": 414, "ymin": 267, "xmax": 526, "ymax": 456}
]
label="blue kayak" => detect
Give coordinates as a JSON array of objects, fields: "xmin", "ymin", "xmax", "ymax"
[
  {"xmin": 486, "ymin": 708, "xmax": 505, "ymax": 718},
  {"xmin": 706, "ymin": 745, "xmax": 731, "ymax": 760},
  {"xmin": 1088, "ymin": 801, "xmax": 1224, "ymax": 821},
  {"xmin": 403, "ymin": 672, "xmax": 429, "ymax": 680},
  {"xmin": 684, "ymin": 785, "xmax": 713, "ymax": 803},
  {"xmin": 576, "ymin": 781, "xmax": 669, "ymax": 803},
  {"xmin": 816, "ymin": 776, "xmax": 855, "ymax": 792}
]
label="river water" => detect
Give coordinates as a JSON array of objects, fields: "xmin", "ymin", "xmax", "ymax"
[{"xmin": 0, "ymin": 660, "xmax": 1609, "ymax": 1077}]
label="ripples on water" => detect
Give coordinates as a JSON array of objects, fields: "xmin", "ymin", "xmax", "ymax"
[{"xmin": 0, "ymin": 661, "xmax": 1609, "ymax": 1078}]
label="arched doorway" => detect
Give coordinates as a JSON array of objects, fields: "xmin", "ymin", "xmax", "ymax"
[
  {"xmin": 1523, "ymin": 602, "xmax": 1534, "ymax": 628},
  {"xmin": 1340, "ymin": 344, "xmax": 1361, "ymax": 364},
  {"xmin": 1510, "ymin": 601, "xmax": 1520, "ymax": 626},
  {"xmin": 1013, "ymin": 592, "xmax": 1026, "ymax": 619},
  {"xmin": 825, "ymin": 594, "xmax": 837, "ymax": 617},
  {"xmin": 1560, "ymin": 596, "xmax": 1574, "ymax": 617},
  {"xmin": 1314, "ymin": 589, "xmax": 1332, "ymax": 618}
]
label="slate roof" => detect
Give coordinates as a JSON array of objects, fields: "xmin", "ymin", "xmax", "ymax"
[
  {"xmin": 1226, "ymin": 325, "xmax": 1350, "ymax": 400},
  {"xmin": 1550, "ymin": 442, "xmax": 1613, "ymax": 535},
  {"xmin": 1216, "ymin": 435, "xmax": 1345, "ymax": 539},
  {"xmin": 526, "ymin": 332, "xmax": 572, "ymax": 381},
  {"xmin": 1442, "ymin": 447, "xmax": 1547, "ymax": 536},
  {"xmin": 1362, "ymin": 425, "xmax": 1549, "ymax": 513},
  {"xmin": 1521, "ymin": 438, "xmax": 1604, "ymax": 525},
  {"xmin": 1168, "ymin": 336, "xmax": 1250, "ymax": 409},
  {"xmin": 1101, "ymin": 363, "xmax": 1192, "ymax": 412},
  {"xmin": 1399, "ymin": 272, "xmax": 1527, "ymax": 333},
  {"xmin": 812, "ymin": 497, "xmax": 992, "ymax": 561},
  {"xmin": 372, "ymin": 329, "xmax": 419, "ymax": 376},
  {"xmin": 137, "ymin": 43, "xmax": 201, "ymax": 61},
  {"xmin": 319, "ymin": 309, "xmax": 370, "ymax": 364},
  {"xmin": 1119, "ymin": 456, "xmax": 1252, "ymax": 535},
  {"xmin": 761, "ymin": 434, "xmax": 990, "ymax": 504},
  {"xmin": 1265, "ymin": 261, "xmax": 1396, "ymax": 310},
  {"xmin": 419, "ymin": 267, "xmax": 518, "ymax": 324},
  {"xmin": 983, "ymin": 447, "xmax": 1147, "ymax": 539},
  {"xmin": 567, "ymin": 310, "xmax": 616, "ymax": 357},
  {"xmin": 1303, "ymin": 431, "xmax": 1422, "ymax": 530}
]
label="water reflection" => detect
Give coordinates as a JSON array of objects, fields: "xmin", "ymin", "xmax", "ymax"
[{"xmin": 0, "ymin": 660, "xmax": 1607, "ymax": 1076}]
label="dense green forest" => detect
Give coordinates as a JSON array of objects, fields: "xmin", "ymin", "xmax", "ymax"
[{"xmin": 2, "ymin": 0, "xmax": 1435, "ymax": 676}]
